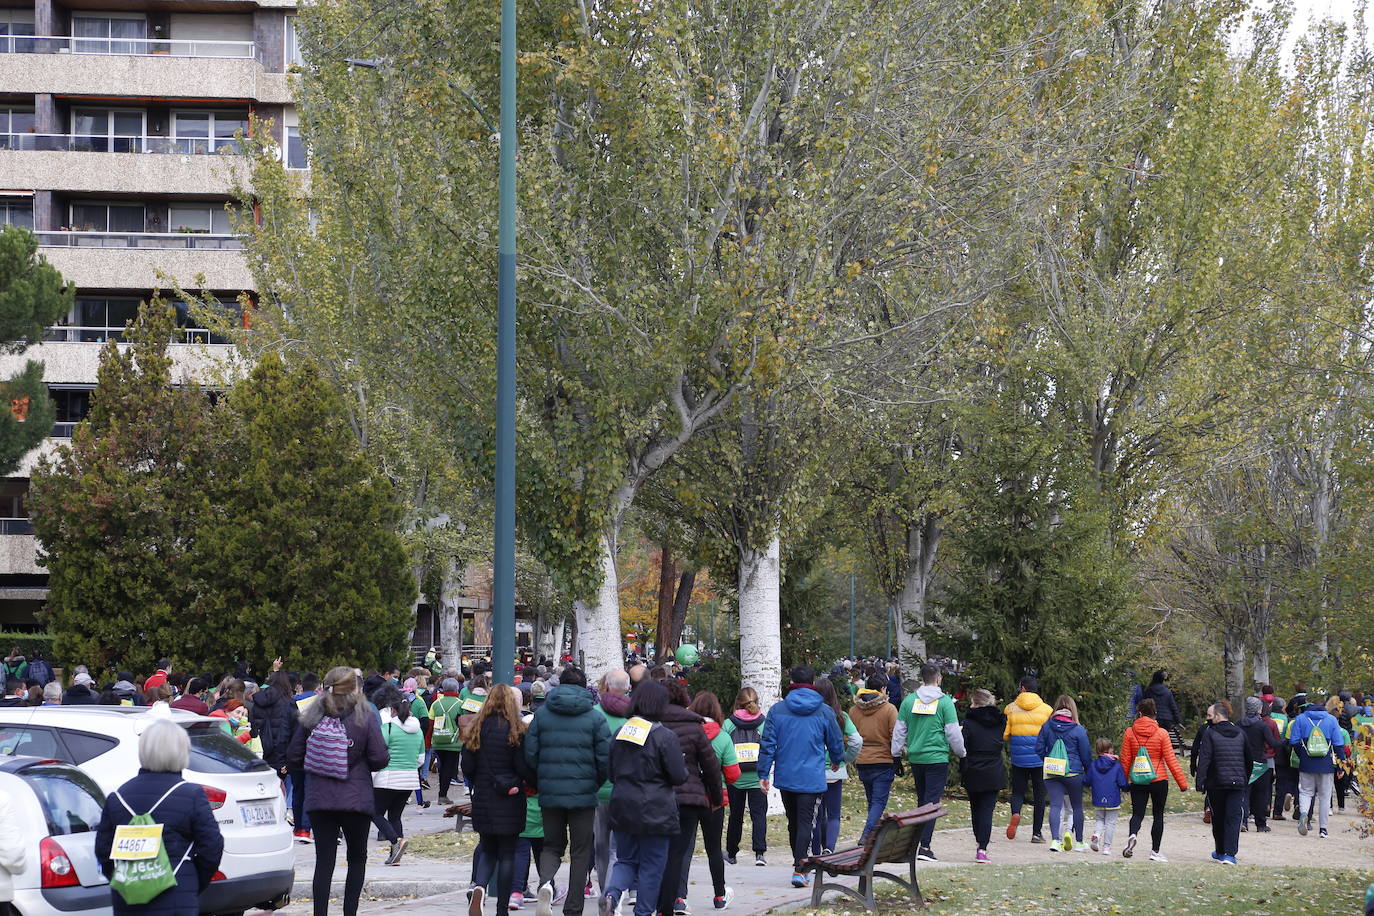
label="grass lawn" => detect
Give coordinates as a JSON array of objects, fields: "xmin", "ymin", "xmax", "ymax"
[
  {"xmin": 789, "ymin": 864, "xmax": 1374, "ymax": 916},
  {"xmin": 407, "ymin": 827, "xmax": 478, "ymax": 860}
]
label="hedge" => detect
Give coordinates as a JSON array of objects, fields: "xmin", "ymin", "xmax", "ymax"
[{"xmin": 0, "ymin": 632, "xmax": 55, "ymax": 662}]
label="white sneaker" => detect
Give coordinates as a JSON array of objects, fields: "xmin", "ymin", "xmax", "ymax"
[
  {"xmin": 536, "ymin": 883, "xmax": 554, "ymax": 916},
  {"xmin": 1072, "ymin": 843, "xmax": 1089, "ymax": 852},
  {"xmin": 1101, "ymin": 844, "xmax": 1112, "ymax": 856},
  {"xmin": 1090, "ymin": 834, "xmax": 1100, "ymax": 852},
  {"xmin": 1149, "ymin": 851, "xmax": 1168, "ymax": 863}
]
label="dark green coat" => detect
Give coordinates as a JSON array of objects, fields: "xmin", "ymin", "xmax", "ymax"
[{"xmin": 524, "ymin": 684, "xmax": 612, "ymax": 808}]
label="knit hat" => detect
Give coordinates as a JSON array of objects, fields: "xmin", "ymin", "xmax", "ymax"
[
  {"xmin": 1245, "ymin": 696, "xmax": 1263, "ymax": 717},
  {"xmin": 403, "ymin": 677, "xmax": 418, "ymax": 693}
]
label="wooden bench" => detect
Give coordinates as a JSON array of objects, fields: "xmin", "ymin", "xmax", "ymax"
[
  {"xmin": 799, "ymin": 804, "xmax": 947, "ymax": 911},
  {"xmin": 442, "ymin": 801, "xmax": 473, "ymax": 833}
]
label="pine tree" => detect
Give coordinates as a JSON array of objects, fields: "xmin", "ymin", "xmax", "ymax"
[{"xmin": 0, "ymin": 227, "xmax": 74, "ymax": 473}]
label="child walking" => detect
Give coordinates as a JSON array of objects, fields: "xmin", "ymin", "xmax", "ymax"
[{"xmin": 1086, "ymin": 738, "xmax": 1129, "ymax": 856}]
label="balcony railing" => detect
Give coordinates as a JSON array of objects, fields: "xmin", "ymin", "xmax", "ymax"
[
  {"xmin": 0, "ymin": 133, "xmax": 242, "ymax": 154},
  {"xmin": 44, "ymin": 326, "xmax": 231, "ymax": 345},
  {"xmin": 36, "ymin": 231, "xmax": 243, "ymax": 250},
  {"xmin": 0, "ymin": 34, "xmax": 258, "ymax": 60},
  {"xmin": 0, "ymin": 518, "xmax": 33, "ymax": 535},
  {"xmin": 51, "ymin": 421, "xmax": 78, "ymax": 438}
]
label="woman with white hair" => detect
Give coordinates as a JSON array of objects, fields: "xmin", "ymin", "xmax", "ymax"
[{"xmin": 94, "ymin": 718, "xmax": 224, "ymax": 914}]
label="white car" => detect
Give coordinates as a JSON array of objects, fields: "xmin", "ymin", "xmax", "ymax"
[
  {"xmin": 0, "ymin": 706, "xmax": 293, "ymax": 915},
  {"xmin": 0, "ymin": 755, "xmax": 111, "ymax": 916}
]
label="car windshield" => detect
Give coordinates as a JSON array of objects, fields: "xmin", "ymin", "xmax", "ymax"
[
  {"xmin": 21, "ymin": 765, "xmax": 105, "ymax": 835},
  {"xmin": 184, "ymin": 722, "xmax": 270, "ymax": 773}
]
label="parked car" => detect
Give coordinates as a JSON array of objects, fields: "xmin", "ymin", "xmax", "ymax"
[
  {"xmin": 0, "ymin": 755, "xmax": 110, "ymax": 916},
  {"xmin": 0, "ymin": 707, "xmax": 292, "ymax": 915}
]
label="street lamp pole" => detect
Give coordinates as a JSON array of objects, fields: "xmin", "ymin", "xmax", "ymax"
[{"xmin": 491, "ymin": 0, "xmax": 517, "ymax": 684}]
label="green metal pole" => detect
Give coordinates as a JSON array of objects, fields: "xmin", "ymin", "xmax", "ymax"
[{"xmin": 491, "ymin": 0, "xmax": 517, "ymax": 684}]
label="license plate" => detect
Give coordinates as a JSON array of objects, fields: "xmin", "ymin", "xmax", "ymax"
[{"xmin": 240, "ymin": 802, "xmax": 277, "ymax": 827}]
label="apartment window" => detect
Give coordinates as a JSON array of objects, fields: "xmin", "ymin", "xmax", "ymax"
[
  {"xmin": 0, "ymin": 10, "xmax": 36, "ymax": 53},
  {"xmin": 69, "ymin": 202, "xmax": 145, "ymax": 233},
  {"xmin": 0, "ymin": 108, "xmax": 34, "ymax": 142},
  {"xmin": 169, "ymin": 204, "xmax": 233, "ymax": 235},
  {"xmin": 72, "ymin": 15, "xmax": 146, "ymax": 55},
  {"xmin": 71, "ymin": 109, "xmax": 145, "ymax": 153},
  {"xmin": 0, "ymin": 199, "xmax": 33, "ymax": 229},
  {"xmin": 49, "ymin": 387, "xmax": 93, "ymax": 437},
  {"xmin": 284, "ymin": 16, "xmax": 305, "ymax": 67},
  {"xmin": 0, "ymin": 479, "xmax": 29, "ymax": 533},
  {"xmin": 173, "ymin": 111, "xmax": 248, "ymax": 154},
  {"xmin": 284, "ymin": 126, "xmax": 307, "ymax": 170},
  {"xmin": 75, "ymin": 297, "xmax": 140, "ymax": 341}
]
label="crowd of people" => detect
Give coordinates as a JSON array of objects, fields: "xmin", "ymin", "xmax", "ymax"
[{"xmin": 2, "ymin": 644, "xmax": 1369, "ymax": 916}]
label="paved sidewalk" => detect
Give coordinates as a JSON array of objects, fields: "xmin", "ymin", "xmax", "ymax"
[{"xmin": 260, "ymin": 800, "xmax": 1373, "ymax": 916}]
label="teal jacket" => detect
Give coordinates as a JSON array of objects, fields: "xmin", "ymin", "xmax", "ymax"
[{"xmin": 524, "ymin": 685, "xmax": 612, "ymax": 808}]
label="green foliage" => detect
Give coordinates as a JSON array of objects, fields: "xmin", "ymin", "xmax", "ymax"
[
  {"xmin": 30, "ymin": 305, "xmax": 415, "ymax": 674},
  {"xmin": 0, "ymin": 226, "xmax": 74, "ymax": 474},
  {"xmin": 685, "ymin": 657, "xmax": 741, "ymax": 712},
  {"xmin": 0, "ymin": 632, "xmax": 53, "ymax": 663}
]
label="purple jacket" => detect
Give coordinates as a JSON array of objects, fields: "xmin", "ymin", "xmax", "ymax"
[{"xmin": 287, "ymin": 710, "xmax": 389, "ymax": 814}]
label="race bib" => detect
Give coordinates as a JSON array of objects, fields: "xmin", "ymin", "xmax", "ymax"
[
  {"xmin": 111, "ymin": 824, "xmax": 163, "ymax": 861},
  {"xmin": 617, "ymin": 716, "xmax": 652, "ymax": 746},
  {"xmin": 462, "ymin": 698, "xmax": 484, "ymax": 713},
  {"xmin": 909, "ymin": 699, "xmax": 938, "ymax": 715},
  {"xmin": 735, "ymin": 743, "xmax": 760, "ymax": 763},
  {"xmin": 432, "ymin": 716, "xmax": 447, "ymax": 732}
]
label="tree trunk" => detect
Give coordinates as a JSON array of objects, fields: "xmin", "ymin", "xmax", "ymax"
[
  {"xmin": 738, "ymin": 535, "xmax": 783, "ymax": 710},
  {"xmin": 439, "ymin": 562, "xmax": 463, "ymax": 676},
  {"xmin": 1223, "ymin": 625, "xmax": 1247, "ymax": 712},
  {"xmin": 1252, "ymin": 641, "xmax": 1270, "ymax": 688},
  {"xmin": 574, "ymin": 533, "xmax": 625, "ymax": 678},
  {"xmin": 655, "ymin": 547, "xmax": 676, "ymax": 662},
  {"xmin": 669, "ymin": 568, "xmax": 695, "ymax": 655},
  {"xmin": 552, "ymin": 617, "xmax": 566, "ymax": 661},
  {"xmin": 895, "ymin": 515, "xmax": 939, "ymax": 666}
]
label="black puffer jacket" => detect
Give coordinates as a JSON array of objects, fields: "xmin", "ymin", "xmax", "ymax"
[
  {"xmin": 1195, "ymin": 720, "xmax": 1253, "ymax": 791},
  {"xmin": 1143, "ymin": 682, "xmax": 1181, "ymax": 728},
  {"xmin": 959, "ymin": 705, "xmax": 1008, "ymax": 794},
  {"xmin": 249, "ymin": 687, "xmax": 299, "ymax": 771},
  {"xmin": 1238, "ymin": 715, "xmax": 1282, "ymax": 762},
  {"xmin": 461, "ymin": 717, "xmax": 536, "ymax": 835},
  {"xmin": 608, "ymin": 718, "xmax": 689, "ymax": 834},
  {"xmin": 659, "ymin": 704, "xmax": 723, "ymax": 809}
]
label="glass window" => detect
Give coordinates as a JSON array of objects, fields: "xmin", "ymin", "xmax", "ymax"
[
  {"xmin": 69, "ymin": 203, "xmax": 145, "ymax": 233},
  {"xmin": 0, "ymin": 109, "xmax": 34, "ymax": 145},
  {"xmin": 285, "ymin": 16, "xmax": 305, "ymax": 67},
  {"xmin": 20, "ymin": 765, "xmax": 106, "ymax": 836},
  {"xmin": 72, "ymin": 109, "xmax": 145, "ymax": 152},
  {"xmin": 185, "ymin": 722, "xmax": 270, "ymax": 774},
  {"xmin": 0, "ymin": 479, "xmax": 26, "ymax": 517},
  {"xmin": 0, "ymin": 725, "xmax": 60, "ymax": 758},
  {"xmin": 49, "ymin": 389, "xmax": 93, "ymax": 430},
  {"xmin": 170, "ymin": 204, "xmax": 233, "ymax": 235},
  {"xmin": 58, "ymin": 731, "xmax": 117, "ymax": 765},
  {"xmin": 73, "ymin": 15, "xmax": 146, "ymax": 55},
  {"xmin": 174, "ymin": 111, "xmax": 247, "ymax": 153},
  {"xmin": 0, "ymin": 10, "xmax": 36, "ymax": 52},
  {"xmin": 76, "ymin": 297, "xmax": 141, "ymax": 340},
  {"xmin": 0, "ymin": 200, "xmax": 31, "ymax": 229},
  {"xmin": 285, "ymin": 126, "xmax": 307, "ymax": 170}
]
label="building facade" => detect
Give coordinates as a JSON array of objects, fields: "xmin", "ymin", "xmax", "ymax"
[{"xmin": 0, "ymin": 0, "xmax": 302, "ymax": 630}]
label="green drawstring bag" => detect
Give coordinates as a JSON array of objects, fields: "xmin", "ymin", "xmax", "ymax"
[
  {"xmin": 1130, "ymin": 745, "xmax": 1156, "ymax": 785},
  {"xmin": 109, "ymin": 783, "xmax": 189, "ymax": 906},
  {"xmin": 1043, "ymin": 738, "xmax": 1070, "ymax": 777}
]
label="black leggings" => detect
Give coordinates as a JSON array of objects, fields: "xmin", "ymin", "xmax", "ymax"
[
  {"xmin": 659, "ymin": 805, "xmax": 706, "ymax": 914},
  {"xmin": 677, "ymin": 805, "xmax": 725, "ymax": 899},
  {"xmin": 968, "ymin": 790, "xmax": 998, "ymax": 851},
  {"xmin": 474, "ymin": 833, "xmax": 519, "ymax": 916},
  {"xmin": 726, "ymin": 784, "xmax": 768, "ymax": 855},
  {"xmin": 309, "ymin": 809, "xmax": 371, "ymax": 916},
  {"xmin": 371, "ymin": 787, "xmax": 409, "ymax": 842},
  {"xmin": 435, "ymin": 749, "xmax": 462, "ymax": 798},
  {"xmin": 1127, "ymin": 781, "xmax": 1169, "ymax": 853}
]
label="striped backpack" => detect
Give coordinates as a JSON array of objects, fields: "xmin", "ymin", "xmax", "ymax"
[{"xmin": 305, "ymin": 715, "xmax": 351, "ymax": 779}]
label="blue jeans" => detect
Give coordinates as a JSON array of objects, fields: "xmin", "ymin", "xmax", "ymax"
[
  {"xmin": 856, "ymin": 764, "xmax": 894, "ymax": 839},
  {"xmin": 1046, "ymin": 774, "xmax": 1085, "ymax": 842},
  {"xmin": 606, "ymin": 831, "xmax": 670, "ymax": 916},
  {"xmin": 810, "ymin": 781, "xmax": 843, "ymax": 854},
  {"xmin": 911, "ymin": 763, "xmax": 947, "ymax": 848}
]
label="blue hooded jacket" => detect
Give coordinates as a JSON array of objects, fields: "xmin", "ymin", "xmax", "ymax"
[
  {"xmin": 1086, "ymin": 754, "xmax": 1129, "ymax": 808},
  {"xmin": 1033, "ymin": 715, "xmax": 1092, "ymax": 778},
  {"xmin": 757, "ymin": 685, "xmax": 845, "ymax": 794},
  {"xmin": 1289, "ymin": 707, "xmax": 1347, "ymax": 775}
]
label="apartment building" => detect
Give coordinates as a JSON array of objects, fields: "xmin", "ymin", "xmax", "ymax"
[{"xmin": 0, "ymin": 0, "xmax": 302, "ymax": 631}]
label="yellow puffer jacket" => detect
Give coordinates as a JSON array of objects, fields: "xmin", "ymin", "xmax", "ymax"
[{"xmin": 1003, "ymin": 692, "xmax": 1052, "ymax": 768}]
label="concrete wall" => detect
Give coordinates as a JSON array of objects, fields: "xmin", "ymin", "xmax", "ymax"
[
  {"xmin": 41, "ymin": 246, "xmax": 255, "ymax": 292},
  {"xmin": 0, "ymin": 341, "xmax": 236, "ymax": 389},
  {"xmin": 0, "ymin": 149, "xmax": 249, "ymax": 196},
  {"xmin": 0, "ymin": 53, "xmax": 285, "ymax": 102},
  {"xmin": 0, "ymin": 536, "xmax": 44, "ymax": 575}
]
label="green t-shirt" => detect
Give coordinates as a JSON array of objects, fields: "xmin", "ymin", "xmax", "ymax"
[
  {"xmin": 710, "ymin": 726, "xmax": 739, "ymax": 788},
  {"xmin": 897, "ymin": 691, "xmax": 958, "ymax": 765},
  {"xmin": 428, "ymin": 694, "xmax": 464, "ymax": 749}
]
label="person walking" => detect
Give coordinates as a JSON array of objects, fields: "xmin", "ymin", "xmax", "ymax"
[
  {"xmin": 1035, "ymin": 695, "xmax": 1091, "ymax": 853},
  {"xmin": 1237, "ymin": 696, "xmax": 1282, "ymax": 832},
  {"xmin": 371, "ymin": 684, "xmax": 424, "ymax": 866},
  {"xmin": 94, "ymin": 718, "xmax": 225, "ymax": 916},
  {"xmin": 1085, "ymin": 738, "xmax": 1128, "ymax": 856},
  {"xmin": 1195, "ymin": 700, "xmax": 1252, "ymax": 864},
  {"xmin": 462, "ymin": 683, "xmax": 538, "ymax": 916},
  {"xmin": 1327, "ymin": 696, "xmax": 1355, "ymax": 813},
  {"xmin": 850, "ymin": 675, "xmax": 898, "ymax": 843},
  {"xmin": 249, "ymin": 670, "xmax": 299, "ymax": 794},
  {"xmin": 723, "ymin": 687, "xmax": 769, "ymax": 866},
  {"xmin": 430, "ymin": 677, "xmax": 466, "ymax": 804},
  {"xmin": 1142, "ymin": 671, "xmax": 1182, "ymax": 738},
  {"xmin": 1002, "ymin": 676, "xmax": 1052, "ymax": 844},
  {"xmin": 1119, "ymin": 697, "xmax": 1189, "ymax": 861},
  {"xmin": 757, "ymin": 666, "xmax": 844, "ymax": 888},
  {"xmin": 657, "ymin": 679, "xmax": 724, "ymax": 916},
  {"xmin": 524, "ymin": 666, "xmax": 611, "ymax": 916},
  {"xmin": 596, "ymin": 681, "xmax": 688, "ymax": 916},
  {"xmin": 1289, "ymin": 696, "xmax": 1348, "ymax": 838},
  {"xmin": 808, "ymin": 678, "xmax": 861, "ymax": 857},
  {"xmin": 959, "ymin": 689, "xmax": 1006, "ymax": 864},
  {"xmin": 593, "ymin": 670, "xmax": 632, "ymax": 895},
  {"xmin": 286, "ymin": 666, "xmax": 389, "ymax": 916},
  {"xmin": 685, "ymin": 690, "xmax": 740, "ymax": 910},
  {"xmin": 892, "ymin": 663, "xmax": 966, "ymax": 862}
]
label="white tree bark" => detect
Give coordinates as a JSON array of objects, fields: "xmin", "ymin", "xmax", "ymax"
[
  {"xmin": 573, "ymin": 533, "xmax": 625, "ymax": 678},
  {"xmin": 895, "ymin": 516, "xmax": 939, "ymax": 667},
  {"xmin": 738, "ymin": 535, "xmax": 783, "ymax": 711},
  {"xmin": 1223, "ymin": 625, "xmax": 1247, "ymax": 711},
  {"xmin": 439, "ymin": 562, "xmax": 463, "ymax": 677}
]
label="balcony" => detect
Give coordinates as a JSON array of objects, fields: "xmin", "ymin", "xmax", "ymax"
[
  {"xmin": 0, "ymin": 144, "xmax": 249, "ymax": 194},
  {"xmin": 0, "ymin": 36, "xmax": 291, "ymax": 103},
  {"xmin": 0, "ymin": 535, "xmax": 43, "ymax": 574},
  {"xmin": 43, "ymin": 326, "xmax": 232, "ymax": 345},
  {"xmin": 38, "ymin": 233, "xmax": 253, "ymax": 291},
  {"xmin": 0, "ymin": 519, "xmax": 33, "ymax": 535},
  {"xmin": 1, "ymin": 134, "xmax": 242, "ymax": 154}
]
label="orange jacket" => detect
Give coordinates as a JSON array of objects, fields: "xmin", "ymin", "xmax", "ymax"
[{"xmin": 1120, "ymin": 716, "xmax": 1188, "ymax": 789}]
